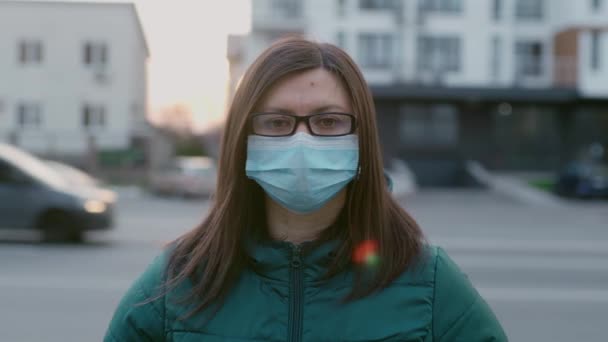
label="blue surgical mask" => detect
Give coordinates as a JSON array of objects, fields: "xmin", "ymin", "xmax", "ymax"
[{"xmin": 246, "ymin": 132, "xmax": 359, "ymax": 214}]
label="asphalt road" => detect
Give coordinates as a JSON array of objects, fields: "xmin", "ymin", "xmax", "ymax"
[{"xmin": 0, "ymin": 189, "xmax": 606, "ymax": 342}]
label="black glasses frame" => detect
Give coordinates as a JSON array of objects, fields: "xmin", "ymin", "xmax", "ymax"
[{"xmin": 249, "ymin": 112, "xmax": 357, "ymax": 137}]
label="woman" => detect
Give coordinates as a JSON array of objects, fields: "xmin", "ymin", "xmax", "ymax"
[{"xmin": 105, "ymin": 37, "xmax": 507, "ymax": 341}]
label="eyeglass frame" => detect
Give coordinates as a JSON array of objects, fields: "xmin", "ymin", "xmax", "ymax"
[{"xmin": 249, "ymin": 112, "xmax": 357, "ymax": 137}]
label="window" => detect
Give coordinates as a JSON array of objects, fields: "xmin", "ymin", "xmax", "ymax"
[
  {"xmin": 337, "ymin": 0, "xmax": 347, "ymax": 16},
  {"xmin": 336, "ymin": 31, "xmax": 347, "ymax": 49},
  {"xmin": 419, "ymin": 0, "xmax": 462, "ymax": 13},
  {"xmin": 271, "ymin": 0, "xmax": 301, "ymax": 18},
  {"xmin": 490, "ymin": 36, "xmax": 502, "ymax": 81},
  {"xmin": 83, "ymin": 42, "xmax": 108, "ymax": 67},
  {"xmin": 591, "ymin": 0, "xmax": 603, "ymax": 11},
  {"xmin": 82, "ymin": 104, "xmax": 106, "ymax": 128},
  {"xmin": 0, "ymin": 160, "xmax": 22, "ymax": 184},
  {"xmin": 359, "ymin": 0, "xmax": 396, "ymax": 10},
  {"xmin": 515, "ymin": 41, "xmax": 544, "ymax": 76},
  {"xmin": 417, "ymin": 36, "xmax": 461, "ymax": 72},
  {"xmin": 400, "ymin": 104, "xmax": 459, "ymax": 146},
  {"xmin": 492, "ymin": 0, "xmax": 502, "ymax": 20},
  {"xmin": 358, "ymin": 33, "xmax": 393, "ymax": 68},
  {"xmin": 591, "ymin": 30, "xmax": 601, "ymax": 70},
  {"xmin": 515, "ymin": 0, "xmax": 543, "ymax": 20},
  {"xmin": 16, "ymin": 102, "xmax": 42, "ymax": 128},
  {"xmin": 18, "ymin": 40, "xmax": 43, "ymax": 64}
]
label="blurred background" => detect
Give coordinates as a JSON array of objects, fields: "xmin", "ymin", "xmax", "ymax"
[{"xmin": 0, "ymin": 0, "xmax": 607, "ymax": 341}]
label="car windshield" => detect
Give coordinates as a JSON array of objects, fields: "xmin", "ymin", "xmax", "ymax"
[
  {"xmin": 177, "ymin": 157, "xmax": 216, "ymax": 175},
  {"xmin": 0, "ymin": 144, "xmax": 68, "ymax": 189},
  {"xmin": 46, "ymin": 160, "xmax": 98, "ymax": 187}
]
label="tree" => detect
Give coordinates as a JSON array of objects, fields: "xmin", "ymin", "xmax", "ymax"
[
  {"xmin": 157, "ymin": 103, "xmax": 194, "ymax": 138},
  {"xmin": 156, "ymin": 103, "xmax": 208, "ymax": 157}
]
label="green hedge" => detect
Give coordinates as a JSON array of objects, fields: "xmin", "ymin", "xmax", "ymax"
[
  {"xmin": 528, "ymin": 179, "xmax": 556, "ymax": 192},
  {"xmin": 98, "ymin": 148, "xmax": 145, "ymax": 167}
]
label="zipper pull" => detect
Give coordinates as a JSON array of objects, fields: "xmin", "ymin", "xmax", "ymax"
[{"xmin": 291, "ymin": 245, "xmax": 302, "ymax": 268}]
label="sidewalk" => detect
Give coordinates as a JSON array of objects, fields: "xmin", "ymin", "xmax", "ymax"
[
  {"xmin": 465, "ymin": 161, "xmax": 565, "ymax": 207},
  {"xmin": 108, "ymin": 185, "xmax": 144, "ymax": 200}
]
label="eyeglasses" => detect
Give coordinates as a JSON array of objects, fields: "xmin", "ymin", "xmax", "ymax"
[{"xmin": 250, "ymin": 112, "xmax": 356, "ymax": 137}]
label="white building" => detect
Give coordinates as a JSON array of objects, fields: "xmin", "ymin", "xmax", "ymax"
[
  {"xmin": 228, "ymin": 0, "xmax": 608, "ymax": 179},
  {"xmin": 228, "ymin": 0, "xmax": 608, "ymax": 98},
  {"xmin": 0, "ymin": 1, "xmax": 149, "ymax": 158}
]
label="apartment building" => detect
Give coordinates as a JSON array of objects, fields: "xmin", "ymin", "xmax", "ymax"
[
  {"xmin": 230, "ymin": 0, "xmax": 607, "ymax": 92},
  {"xmin": 229, "ymin": 0, "xmax": 608, "ymax": 182},
  {"xmin": 0, "ymin": 1, "xmax": 149, "ymax": 161}
]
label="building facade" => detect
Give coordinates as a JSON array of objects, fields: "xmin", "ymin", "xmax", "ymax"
[
  {"xmin": 230, "ymin": 0, "xmax": 608, "ymax": 94},
  {"xmin": 228, "ymin": 0, "xmax": 608, "ymax": 184},
  {"xmin": 0, "ymin": 1, "xmax": 149, "ymax": 161}
]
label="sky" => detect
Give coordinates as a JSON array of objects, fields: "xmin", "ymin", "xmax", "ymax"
[
  {"xmin": 133, "ymin": 0, "xmax": 251, "ymax": 131},
  {"xmin": 25, "ymin": 0, "xmax": 252, "ymax": 132}
]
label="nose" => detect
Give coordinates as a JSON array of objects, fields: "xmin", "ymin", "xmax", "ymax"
[{"xmin": 294, "ymin": 120, "xmax": 311, "ymax": 134}]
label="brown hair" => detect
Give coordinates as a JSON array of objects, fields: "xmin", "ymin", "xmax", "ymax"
[{"xmin": 164, "ymin": 36, "xmax": 425, "ymax": 318}]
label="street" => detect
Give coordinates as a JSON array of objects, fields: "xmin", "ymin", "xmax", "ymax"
[{"xmin": 0, "ymin": 189, "xmax": 606, "ymax": 341}]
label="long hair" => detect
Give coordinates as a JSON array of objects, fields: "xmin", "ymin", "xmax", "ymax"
[{"xmin": 164, "ymin": 37, "xmax": 425, "ymax": 318}]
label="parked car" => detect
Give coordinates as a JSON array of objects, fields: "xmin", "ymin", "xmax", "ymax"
[
  {"xmin": 149, "ymin": 156, "xmax": 217, "ymax": 198},
  {"xmin": 384, "ymin": 158, "xmax": 418, "ymax": 199},
  {"xmin": 0, "ymin": 143, "xmax": 115, "ymax": 242},
  {"xmin": 554, "ymin": 161, "xmax": 608, "ymax": 199}
]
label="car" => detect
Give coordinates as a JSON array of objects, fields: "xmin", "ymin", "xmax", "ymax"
[
  {"xmin": 554, "ymin": 160, "xmax": 608, "ymax": 199},
  {"xmin": 44, "ymin": 159, "xmax": 117, "ymax": 204},
  {"xmin": 45, "ymin": 159, "xmax": 101, "ymax": 187},
  {"xmin": 0, "ymin": 143, "xmax": 115, "ymax": 242},
  {"xmin": 149, "ymin": 156, "xmax": 217, "ymax": 198},
  {"xmin": 384, "ymin": 158, "xmax": 418, "ymax": 199}
]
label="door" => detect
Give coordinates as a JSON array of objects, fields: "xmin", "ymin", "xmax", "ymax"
[{"xmin": 0, "ymin": 160, "xmax": 40, "ymax": 229}]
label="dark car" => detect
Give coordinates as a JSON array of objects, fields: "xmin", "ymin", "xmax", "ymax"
[
  {"xmin": 554, "ymin": 161, "xmax": 608, "ymax": 199},
  {"xmin": 0, "ymin": 143, "xmax": 115, "ymax": 242}
]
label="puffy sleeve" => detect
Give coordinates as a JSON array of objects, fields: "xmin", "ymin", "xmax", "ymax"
[
  {"xmin": 432, "ymin": 247, "xmax": 508, "ymax": 341},
  {"xmin": 104, "ymin": 253, "xmax": 167, "ymax": 342}
]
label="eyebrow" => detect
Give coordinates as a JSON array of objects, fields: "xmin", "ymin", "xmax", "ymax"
[{"xmin": 259, "ymin": 105, "xmax": 349, "ymax": 114}]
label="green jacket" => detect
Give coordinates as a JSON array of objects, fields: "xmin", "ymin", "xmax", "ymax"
[{"xmin": 105, "ymin": 241, "xmax": 507, "ymax": 341}]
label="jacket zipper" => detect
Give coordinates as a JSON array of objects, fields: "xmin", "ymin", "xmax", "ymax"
[{"xmin": 288, "ymin": 245, "xmax": 303, "ymax": 342}]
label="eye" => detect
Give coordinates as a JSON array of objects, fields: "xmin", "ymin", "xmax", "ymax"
[
  {"xmin": 311, "ymin": 114, "xmax": 349, "ymax": 129},
  {"xmin": 318, "ymin": 118, "xmax": 337, "ymax": 127},
  {"xmin": 268, "ymin": 118, "xmax": 291, "ymax": 128}
]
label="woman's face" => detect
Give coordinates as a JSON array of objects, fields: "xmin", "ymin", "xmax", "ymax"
[{"xmin": 256, "ymin": 68, "xmax": 353, "ymax": 133}]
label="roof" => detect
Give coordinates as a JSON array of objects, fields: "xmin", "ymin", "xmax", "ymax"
[
  {"xmin": 0, "ymin": 1, "xmax": 149, "ymax": 57},
  {"xmin": 371, "ymin": 84, "xmax": 581, "ymax": 104}
]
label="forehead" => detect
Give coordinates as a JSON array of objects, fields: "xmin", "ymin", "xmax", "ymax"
[{"xmin": 258, "ymin": 68, "xmax": 352, "ymax": 112}]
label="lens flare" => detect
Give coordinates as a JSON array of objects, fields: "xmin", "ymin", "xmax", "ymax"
[{"xmin": 353, "ymin": 240, "xmax": 380, "ymax": 267}]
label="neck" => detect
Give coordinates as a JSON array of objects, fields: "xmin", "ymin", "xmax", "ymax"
[{"xmin": 265, "ymin": 189, "xmax": 346, "ymax": 245}]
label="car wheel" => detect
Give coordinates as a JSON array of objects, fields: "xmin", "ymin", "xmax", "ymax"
[{"xmin": 39, "ymin": 211, "xmax": 83, "ymax": 244}]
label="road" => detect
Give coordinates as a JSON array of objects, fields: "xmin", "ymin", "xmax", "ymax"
[
  {"xmin": 0, "ymin": 189, "xmax": 606, "ymax": 341},
  {"xmin": 406, "ymin": 190, "xmax": 608, "ymax": 342}
]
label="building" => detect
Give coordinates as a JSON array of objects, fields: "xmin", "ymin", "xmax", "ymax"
[
  {"xmin": 0, "ymin": 1, "xmax": 149, "ymax": 164},
  {"xmin": 228, "ymin": 0, "xmax": 608, "ymax": 185}
]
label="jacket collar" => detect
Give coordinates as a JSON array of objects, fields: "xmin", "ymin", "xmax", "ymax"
[
  {"xmin": 246, "ymin": 237, "xmax": 341, "ymax": 282},
  {"xmin": 244, "ymin": 216, "xmax": 345, "ymax": 283}
]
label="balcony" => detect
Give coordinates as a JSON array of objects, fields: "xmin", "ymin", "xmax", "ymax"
[
  {"xmin": 251, "ymin": 0, "xmax": 305, "ymax": 33},
  {"xmin": 554, "ymin": 56, "xmax": 578, "ymax": 88}
]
